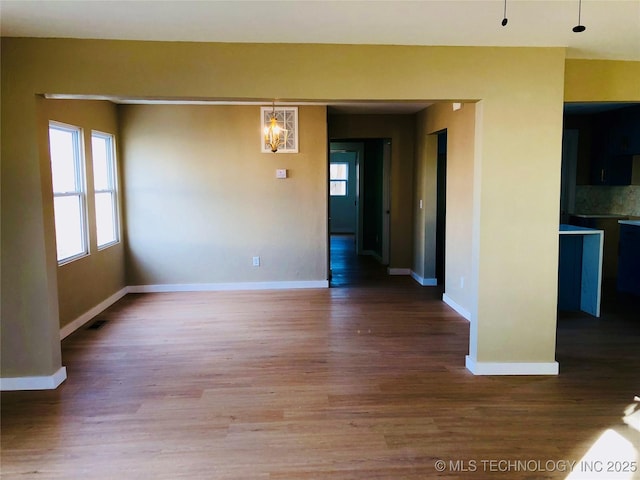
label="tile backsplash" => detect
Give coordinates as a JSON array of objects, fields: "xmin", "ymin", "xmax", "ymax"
[{"xmin": 575, "ymin": 185, "xmax": 640, "ymax": 217}]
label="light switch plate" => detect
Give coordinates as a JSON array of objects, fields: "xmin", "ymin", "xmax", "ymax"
[{"xmin": 276, "ymin": 169, "xmax": 288, "ymax": 179}]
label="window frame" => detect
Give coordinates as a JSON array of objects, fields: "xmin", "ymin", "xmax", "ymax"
[
  {"xmin": 329, "ymin": 162, "xmax": 349, "ymax": 197},
  {"xmin": 91, "ymin": 130, "xmax": 120, "ymax": 250},
  {"xmin": 49, "ymin": 121, "xmax": 89, "ymax": 265}
]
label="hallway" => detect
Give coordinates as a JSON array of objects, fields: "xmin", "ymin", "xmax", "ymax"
[{"xmin": 330, "ymin": 234, "xmax": 412, "ymax": 289}]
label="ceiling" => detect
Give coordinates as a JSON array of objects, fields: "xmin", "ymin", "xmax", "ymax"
[{"xmin": 1, "ymin": 0, "xmax": 639, "ymax": 62}]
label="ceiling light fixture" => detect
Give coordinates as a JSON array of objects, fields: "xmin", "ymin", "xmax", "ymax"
[
  {"xmin": 572, "ymin": 0, "xmax": 586, "ymax": 32},
  {"xmin": 501, "ymin": 0, "xmax": 508, "ymax": 26},
  {"xmin": 264, "ymin": 102, "xmax": 288, "ymax": 153}
]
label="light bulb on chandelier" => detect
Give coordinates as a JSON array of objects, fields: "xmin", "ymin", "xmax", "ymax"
[{"xmin": 264, "ymin": 102, "xmax": 288, "ymax": 153}]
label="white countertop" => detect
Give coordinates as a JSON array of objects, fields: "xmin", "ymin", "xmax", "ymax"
[
  {"xmin": 572, "ymin": 214, "xmax": 628, "ymax": 219},
  {"xmin": 559, "ymin": 224, "xmax": 604, "ymax": 234},
  {"xmin": 619, "ymin": 220, "xmax": 640, "ymax": 227}
]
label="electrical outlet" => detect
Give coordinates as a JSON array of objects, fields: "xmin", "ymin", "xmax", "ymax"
[
  {"xmin": 460, "ymin": 276, "xmax": 465, "ymax": 288},
  {"xmin": 252, "ymin": 256, "xmax": 260, "ymax": 267}
]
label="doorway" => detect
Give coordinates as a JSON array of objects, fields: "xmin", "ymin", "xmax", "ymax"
[
  {"xmin": 435, "ymin": 130, "xmax": 447, "ymax": 285},
  {"xmin": 329, "ymin": 139, "xmax": 390, "ymax": 286}
]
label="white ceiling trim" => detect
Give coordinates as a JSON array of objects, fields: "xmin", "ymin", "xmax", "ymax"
[{"xmin": 42, "ymin": 94, "xmax": 435, "ymax": 114}]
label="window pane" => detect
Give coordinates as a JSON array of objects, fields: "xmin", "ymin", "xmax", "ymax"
[
  {"xmin": 95, "ymin": 192, "xmax": 116, "ymax": 247},
  {"xmin": 330, "ymin": 181, "xmax": 347, "ymax": 196},
  {"xmin": 54, "ymin": 196, "xmax": 85, "ymax": 261},
  {"xmin": 49, "ymin": 127, "xmax": 78, "ymax": 193},
  {"xmin": 92, "ymin": 135, "xmax": 110, "ymax": 190},
  {"xmin": 330, "ymin": 163, "xmax": 348, "ymax": 180}
]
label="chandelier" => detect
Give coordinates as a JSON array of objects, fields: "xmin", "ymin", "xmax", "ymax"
[{"xmin": 264, "ymin": 102, "xmax": 288, "ymax": 153}]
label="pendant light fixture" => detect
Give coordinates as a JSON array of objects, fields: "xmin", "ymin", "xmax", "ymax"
[
  {"xmin": 501, "ymin": 0, "xmax": 508, "ymax": 26},
  {"xmin": 572, "ymin": 0, "xmax": 586, "ymax": 32},
  {"xmin": 264, "ymin": 102, "xmax": 288, "ymax": 153}
]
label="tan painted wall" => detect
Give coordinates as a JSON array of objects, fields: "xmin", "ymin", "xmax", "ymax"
[
  {"xmin": 472, "ymin": 95, "xmax": 564, "ymax": 363},
  {"xmin": 328, "ymin": 115, "xmax": 415, "ymax": 268},
  {"xmin": 120, "ymin": 104, "xmax": 328, "ymax": 285},
  {"xmin": 5, "ymin": 38, "xmax": 621, "ymax": 379},
  {"xmin": 414, "ymin": 103, "xmax": 476, "ymax": 312},
  {"xmin": 1, "ymin": 93, "xmax": 62, "ymax": 378},
  {"xmin": 412, "ymin": 116, "xmax": 435, "ymax": 281},
  {"xmin": 37, "ymin": 99, "xmax": 126, "ymax": 330}
]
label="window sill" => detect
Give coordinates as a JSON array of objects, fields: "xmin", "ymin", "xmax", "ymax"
[
  {"xmin": 57, "ymin": 252, "xmax": 89, "ymax": 266},
  {"xmin": 97, "ymin": 240, "xmax": 120, "ymax": 252}
]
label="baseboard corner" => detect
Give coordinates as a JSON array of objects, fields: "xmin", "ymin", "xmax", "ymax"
[
  {"xmin": 410, "ymin": 271, "xmax": 438, "ymax": 286},
  {"xmin": 387, "ymin": 267, "xmax": 411, "ymax": 276},
  {"xmin": 442, "ymin": 293, "xmax": 471, "ymax": 321},
  {"xmin": 466, "ymin": 356, "xmax": 559, "ymax": 376},
  {"xmin": 60, "ymin": 287, "xmax": 129, "ymax": 340},
  {"xmin": 0, "ymin": 366, "xmax": 67, "ymax": 391}
]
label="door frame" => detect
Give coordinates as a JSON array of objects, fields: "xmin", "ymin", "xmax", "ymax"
[
  {"xmin": 328, "ymin": 140, "xmax": 391, "ymax": 277},
  {"xmin": 330, "ymin": 142, "xmax": 365, "ymax": 254},
  {"xmin": 381, "ymin": 139, "xmax": 391, "ymax": 265}
]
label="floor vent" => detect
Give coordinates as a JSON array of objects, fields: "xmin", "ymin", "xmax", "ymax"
[{"xmin": 87, "ymin": 319, "xmax": 108, "ymax": 330}]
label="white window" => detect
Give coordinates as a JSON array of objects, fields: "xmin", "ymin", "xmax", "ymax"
[
  {"xmin": 49, "ymin": 123, "xmax": 88, "ymax": 264},
  {"xmin": 91, "ymin": 132, "xmax": 119, "ymax": 248},
  {"xmin": 329, "ymin": 163, "xmax": 348, "ymax": 196}
]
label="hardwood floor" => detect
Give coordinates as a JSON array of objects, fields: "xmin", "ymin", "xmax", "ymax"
[
  {"xmin": 2, "ymin": 240, "xmax": 639, "ymax": 479},
  {"xmin": 330, "ymin": 234, "xmax": 392, "ymax": 287}
]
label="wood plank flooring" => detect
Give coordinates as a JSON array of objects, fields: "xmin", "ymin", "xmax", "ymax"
[{"xmin": 2, "ymin": 237, "xmax": 639, "ymax": 479}]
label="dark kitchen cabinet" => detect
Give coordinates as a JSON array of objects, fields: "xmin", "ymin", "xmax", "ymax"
[
  {"xmin": 590, "ymin": 154, "xmax": 633, "ymax": 185},
  {"xmin": 609, "ymin": 106, "xmax": 640, "ymax": 155},
  {"xmin": 565, "ymin": 104, "xmax": 640, "ymax": 186},
  {"xmin": 617, "ymin": 221, "xmax": 640, "ymax": 296},
  {"xmin": 589, "ymin": 105, "xmax": 640, "ymax": 185}
]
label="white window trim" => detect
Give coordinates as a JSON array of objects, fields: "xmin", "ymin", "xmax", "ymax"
[
  {"xmin": 91, "ymin": 130, "xmax": 120, "ymax": 250},
  {"xmin": 329, "ymin": 162, "xmax": 349, "ymax": 197},
  {"xmin": 49, "ymin": 121, "xmax": 89, "ymax": 265}
]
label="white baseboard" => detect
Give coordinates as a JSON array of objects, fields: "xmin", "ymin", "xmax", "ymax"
[
  {"xmin": 465, "ymin": 356, "xmax": 559, "ymax": 375},
  {"xmin": 387, "ymin": 268, "xmax": 411, "ymax": 276},
  {"xmin": 410, "ymin": 271, "xmax": 438, "ymax": 286},
  {"xmin": 0, "ymin": 366, "xmax": 67, "ymax": 391},
  {"xmin": 59, "ymin": 282, "xmax": 328, "ymax": 338},
  {"xmin": 442, "ymin": 293, "xmax": 471, "ymax": 321},
  {"xmin": 128, "ymin": 280, "xmax": 329, "ymax": 293},
  {"xmin": 60, "ymin": 287, "xmax": 129, "ymax": 340},
  {"xmin": 5, "ymin": 280, "xmax": 329, "ymax": 392}
]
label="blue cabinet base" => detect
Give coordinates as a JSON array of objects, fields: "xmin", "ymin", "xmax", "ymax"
[
  {"xmin": 617, "ymin": 223, "xmax": 640, "ymax": 296},
  {"xmin": 558, "ymin": 225, "xmax": 603, "ymax": 317}
]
